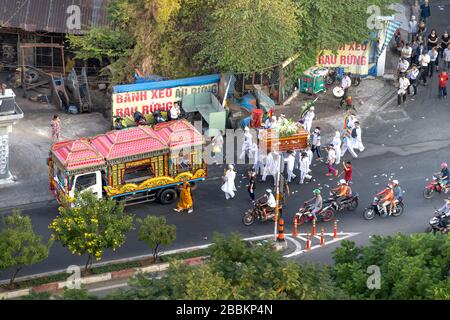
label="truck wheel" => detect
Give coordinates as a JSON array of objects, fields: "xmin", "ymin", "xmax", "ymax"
[{"xmin": 159, "ymin": 188, "xmax": 177, "ymax": 205}]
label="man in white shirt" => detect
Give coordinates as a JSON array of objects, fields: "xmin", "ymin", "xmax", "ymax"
[
  {"xmin": 401, "ymin": 43, "xmax": 413, "ymax": 64},
  {"xmin": 418, "ymin": 51, "xmax": 431, "ymax": 85},
  {"xmin": 444, "ymin": 44, "xmax": 450, "ymax": 71},
  {"xmin": 341, "ymin": 72, "xmax": 352, "ymax": 99},
  {"xmin": 398, "ymin": 73, "xmax": 410, "ymax": 105},
  {"xmin": 170, "ymin": 102, "xmax": 181, "ymax": 121},
  {"xmin": 286, "ymin": 151, "xmax": 296, "ymax": 183},
  {"xmin": 298, "ymin": 152, "xmax": 310, "ymax": 184},
  {"xmin": 428, "ymin": 47, "xmax": 439, "ymax": 78},
  {"xmin": 409, "ymin": 16, "xmax": 418, "ymax": 42},
  {"xmin": 397, "ymin": 57, "xmax": 410, "ymax": 74},
  {"xmin": 407, "ymin": 65, "xmax": 420, "ymax": 95}
]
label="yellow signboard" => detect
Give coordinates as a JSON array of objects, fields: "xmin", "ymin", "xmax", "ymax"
[{"xmin": 317, "ymin": 42, "xmax": 371, "ymax": 75}]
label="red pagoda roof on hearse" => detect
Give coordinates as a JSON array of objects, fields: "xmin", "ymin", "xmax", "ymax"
[
  {"xmin": 153, "ymin": 120, "xmax": 204, "ymax": 149},
  {"xmin": 91, "ymin": 126, "xmax": 167, "ymax": 160},
  {"xmin": 51, "ymin": 139, "xmax": 106, "ymax": 171},
  {"xmin": 51, "ymin": 120, "xmax": 205, "ymax": 170}
]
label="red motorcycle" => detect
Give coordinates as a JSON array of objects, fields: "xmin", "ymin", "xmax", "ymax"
[
  {"xmin": 423, "ymin": 174, "xmax": 450, "ymax": 199},
  {"xmin": 294, "ymin": 202, "xmax": 335, "ymax": 226}
]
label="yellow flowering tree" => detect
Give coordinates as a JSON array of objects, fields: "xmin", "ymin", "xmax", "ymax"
[{"xmin": 49, "ymin": 192, "xmax": 133, "ymax": 271}]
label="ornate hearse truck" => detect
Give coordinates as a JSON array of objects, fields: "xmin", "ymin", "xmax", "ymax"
[{"xmin": 48, "ymin": 120, "xmax": 206, "ymax": 206}]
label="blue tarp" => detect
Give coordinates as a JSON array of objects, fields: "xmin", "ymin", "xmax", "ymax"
[{"xmin": 113, "ymin": 74, "xmax": 221, "ymax": 94}]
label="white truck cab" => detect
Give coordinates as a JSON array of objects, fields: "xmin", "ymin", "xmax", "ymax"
[{"xmin": 69, "ymin": 171, "xmax": 103, "ymax": 199}]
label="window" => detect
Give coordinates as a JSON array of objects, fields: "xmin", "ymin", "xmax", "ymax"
[
  {"xmin": 75, "ymin": 173, "xmax": 97, "ymax": 191},
  {"xmin": 123, "ymin": 165, "xmax": 153, "ymax": 183}
]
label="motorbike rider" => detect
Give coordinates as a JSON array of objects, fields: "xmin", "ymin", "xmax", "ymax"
[
  {"xmin": 438, "ymin": 162, "xmax": 449, "ymax": 193},
  {"xmin": 436, "ymin": 198, "xmax": 450, "ymax": 229},
  {"xmin": 377, "ymin": 183, "xmax": 395, "ymax": 216},
  {"xmin": 259, "ymin": 189, "xmax": 276, "ymax": 219},
  {"xmin": 332, "ymin": 179, "xmax": 352, "ymax": 209},
  {"xmin": 392, "ymin": 180, "xmax": 403, "ymax": 204},
  {"xmin": 305, "ymin": 189, "xmax": 323, "ymax": 221}
]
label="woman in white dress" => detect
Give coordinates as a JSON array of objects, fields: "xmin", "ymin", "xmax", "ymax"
[{"xmin": 221, "ymin": 165, "xmax": 237, "ymax": 199}]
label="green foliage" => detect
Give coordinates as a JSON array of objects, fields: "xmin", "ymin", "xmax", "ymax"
[
  {"xmin": 112, "ymin": 233, "xmax": 343, "ymax": 300},
  {"xmin": 59, "ymin": 287, "xmax": 98, "ymax": 300},
  {"xmin": 137, "ymin": 216, "xmax": 176, "ymax": 261},
  {"xmin": 332, "ymin": 233, "xmax": 450, "ymax": 300},
  {"xmin": 200, "ymin": 0, "xmax": 299, "ymax": 73},
  {"xmin": 0, "ymin": 210, "xmax": 52, "ymax": 287},
  {"xmin": 21, "ymin": 291, "xmax": 52, "ymax": 300},
  {"xmin": 49, "ymin": 192, "xmax": 134, "ymax": 270}
]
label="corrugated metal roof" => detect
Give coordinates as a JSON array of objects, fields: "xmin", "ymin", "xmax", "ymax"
[{"xmin": 0, "ymin": 0, "xmax": 109, "ymax": 34}]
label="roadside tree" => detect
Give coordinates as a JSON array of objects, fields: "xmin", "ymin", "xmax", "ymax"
[
  {"xmin": 0, "ymin": 210, "xmax": 52, "ymax": 288},
  {"xmin": 49, "ymin": 192, "xmax": 133, "ymax": 271},
  {"xmin": 137, "ymin": 216, "xmax": 176, "ymax": 262}
]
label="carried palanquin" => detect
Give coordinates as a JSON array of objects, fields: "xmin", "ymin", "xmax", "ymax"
[
  {"xmin": 259, "ymin": 119, "xmax": 309, "ymax": 153},
  {"xmin": 48, "ymin": 120, "xmax": 206, "ymax": 206}
]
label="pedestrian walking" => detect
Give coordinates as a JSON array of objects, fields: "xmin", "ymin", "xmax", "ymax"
[
  {"xmin": 408, "ymin": 16, "xmax": 418, "ymax": 43},
  {"xmin": 398, "ymin": 73, "xmax": 410, "ymax": 105},
  {"xmin": 239, "ymin": 127, "xmax": 253, "ymax": 160},
  {"xmin": 174, "ymin": 181, "xmax": 193, "ymax": 213},
  {"xmin": 51, "ymin": 115, "xmax": 61, "ymax": 142},
  {"xmin": 341, "ymin": 72, "xmax": 352, "ymax": 101},
  {"xmin": 262, "ymin": 151, "xmax": 281, "ymax": 183},
  {"xmin": 352, "ymin": 121, "xmax": 365, "ymax": 152},
  {"xmin": 427, "ymin": 29, "xmax": 439, "ymax": 51},
  {"xmin": 444, "ymin": 44, "xmax": 450, "ymax": 71},
  {"xmin": 411, "ymin": 1, "xmax": 420, "ymax": 22},
  {"xmin": 286, "ymin": 151, "xmax": 296, "ymax": 183},
  {"xmin": 298, "ymin": 152, "xmax": 309, "ymax": 185},
  {"xmin": 247, "ymin": 169, "xmax": 256, "ymax": 201},
  {"xmin": 303, "ymin": 106, "xmax": 315, "ymax": 133},
  {"xmin": 418, "ymin": 50, "xmax": 431, "ymax": 85},
  {"xmin": 407, "ymin": 65, "xmax": 419, "ymax": 95},
  {"xmin": 411, "ymin": 39, "xmax": 419, "ymax": 65},
  {"xmin": 420, "ymin": 0, "xmax": 431, "ymax": 23},
  {"xmin": 440, "ymin": 31, "xmax": 449, "ymax": 59},
  {"xmin": 221, "ymin": 165, "xmax": 237, "ymax": 200},
  {"xmin": 418, "ymin": 19, "xmax": 427, "ymax": 36},
  {"xmin": 311, "ymin": 127, "xmax": 322, "ymax": 161},
  {"xmin": 325, "ymin": 144, "xmax": 338, "ymax": 177},
  {"xmin": 332, "ymin": 131, "xmax": 342, "ymax": 165},
  {"xmin": 305, "ymin": 146, "xmax": 313, "ymax": 173},
  {"xmin": 342, "ymin": 161, "xmax": 353, "ymax": 184},
  {"xmin": 401, "ymin": 43, "xmax": 413, "ymax": 64},
  {"xmin": 428, "ymin": 47, "xmax": 439, "ymax": 77},
  {"xmin": 438, "ymin": 71, "xmax": 449, "ymax": 99},
  {"xmin": 341, "ymin": 113, "xmax": 358, "ymax": 158}
]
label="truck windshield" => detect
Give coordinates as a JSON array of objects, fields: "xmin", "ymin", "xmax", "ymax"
[{"xmin": 76, "ymin": 173, "xmax": 97, "ymax": 191}]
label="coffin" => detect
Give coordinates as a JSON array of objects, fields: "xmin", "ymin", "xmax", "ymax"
[{"xmin": 259, "ymin": 128, "xmax": 309, "ymax": 153}]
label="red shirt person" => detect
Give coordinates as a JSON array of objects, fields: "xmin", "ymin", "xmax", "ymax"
[
  {"xmin": 439, "ymin": 71, "xmax": 448, "ymax": 99},
  {"xmin": 343, "ymin": 161, "xmax": 353, "ymax": 183}
]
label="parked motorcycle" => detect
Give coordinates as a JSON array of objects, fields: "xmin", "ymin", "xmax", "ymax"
[
  {"xmin": 363, "ymin": 196, "xmax": 404, "ymax": 220},
  {"xmin": 294, "ymin": 202, "xmax": 335, "ymax": 226},
  {"xmin": 325, "ymin": 68, "xmax": 361, "ymax": 87},
  {"xmin": 423, "ymin": 174, "xmax": 450, "ymax": 199},
  {"xmin": 428, "ymin": 210, "xmax": 449, "ymax": 234},
  {"xmin": 242, "ymin": 197, "xmax": 276, "ymax": 226},
  {"xmin": 325, "ymin": 191, "xmax": 359, "ymax": 213}
]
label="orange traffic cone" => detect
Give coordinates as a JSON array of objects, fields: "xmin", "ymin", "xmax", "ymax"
[
  {"xmin": 305, "ymin": 233, "xmax": 311, "ymax": 251},
  {"xmin": 320, "ymin": 228, "xmax": 325, "ymax": 246},
  {"xmin": 277, "ymin": 218, "xmax": 285, "ymax": 242},
  {"xmin": 333, "ymin": 220, "xmax": 338, "ymax": 239},
  {"xmin": 312, "ymin": 219, "xmax": 316, "ymax": 236},
  {"xmin": 293, "ymin": 218, "xmax": 298, "ymax": 237}
]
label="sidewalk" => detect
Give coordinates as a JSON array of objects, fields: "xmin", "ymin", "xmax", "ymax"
[{"xmin": 0, "ymin": 72, "xmax": 111, "ymax": 210}]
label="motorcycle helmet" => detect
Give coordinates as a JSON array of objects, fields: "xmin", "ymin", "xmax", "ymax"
[
  {"xmin": 441, "ymin": 162, "xmax": 448, "ymax": 169},
  {"xmin": 313, "ymin": 189, "xmax": 321, "ymax": 195},
  {"xmin": 266, "ymin": 189, "xmax": 272, "ymax": 194},
  {"xmin": 339, "ymin": 179, "xmax": 346, "ymax": 185},
  {"xmin": 392, "ymin": 180, "xmax": 399, "ymax": 185}
]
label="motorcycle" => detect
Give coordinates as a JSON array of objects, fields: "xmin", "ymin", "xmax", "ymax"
[
  {"xmin": 294, "ymin": 202, "xmax": 335, "ymax": 226},
  {"xmin": 363, "ymin": 196, "xmax": 404, "ymax": 220},
  {"xmin": 428, "ymin": 211, "xmax": 450, "ymax": 234},
  {"xmin": 324, "ymin": 191, "xmax": 359, "ymax": 213},
  {"xmin": 423, "ymin": 174, "xmax": 450, "ymax": 199},
  {"xmin": 242, "ymin": 197, "xmax": 276, "ymax": 226},
  {"xmin": 325, "ymin": 68, "xmax": 361, "ymax": 87}
]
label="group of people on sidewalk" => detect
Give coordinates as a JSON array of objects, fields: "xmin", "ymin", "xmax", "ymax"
[{"xmin": 397, "ymin": 0, "xmax": 449, "ymax": 105}]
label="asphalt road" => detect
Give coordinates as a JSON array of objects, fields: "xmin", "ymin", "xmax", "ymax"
[{"xmin": 1, "ymin": 2, "xmax": 450, "ymax": 281}]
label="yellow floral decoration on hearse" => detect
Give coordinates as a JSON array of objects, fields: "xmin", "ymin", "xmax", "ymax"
[{"xmin": 104, "ymin": 169, "xmax": 207, "ymax": 196}]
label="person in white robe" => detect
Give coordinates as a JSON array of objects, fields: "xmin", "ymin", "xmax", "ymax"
[
  {"xmin": 286, "ymin": 151, "xmax": 296, "ymax": 182},
  {"xmin": 221, "ymin": 165, "xmax": 237, "ymax": 199},
  {"xmin": 299, "ymin": 153, "xmax": 309, "ymax": 184},
  {"xmin": 332, "ymin": 131, "xmax": 342, "ymax": 164},
  {"xmin": 239, "ymin": 127, "xmax": 253, "ymax": 159}
]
